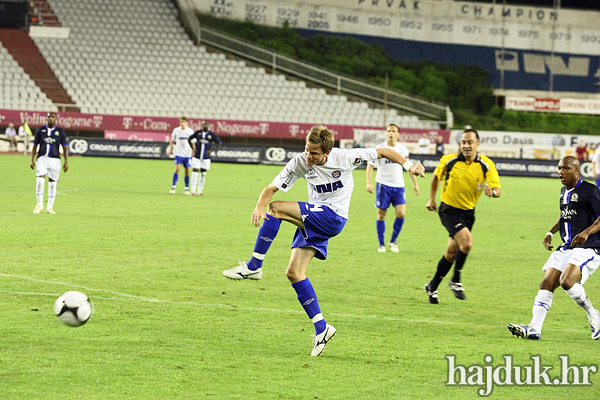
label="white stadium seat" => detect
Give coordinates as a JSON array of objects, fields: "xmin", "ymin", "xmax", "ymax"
[{"xmin": 11, "ymin": 0, "xmax": 423, "ymax": 125}]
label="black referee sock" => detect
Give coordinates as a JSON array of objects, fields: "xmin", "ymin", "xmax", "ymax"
[
  {"xmin": 430, "ymin": 256, "xmax": 453, "ymax": 290},
  {"xmin": 452, "ymin": 250, "xmax": 468, "ymax": 283}
]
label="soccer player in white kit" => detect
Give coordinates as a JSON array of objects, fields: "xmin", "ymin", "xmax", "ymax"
[
  {"xmin": 366, "ymin": 124, "xmax": 419, "ymax": 253},
  {"xmin": 30, "ymin": 112, "xmax": 68, "ymax": 214},
  {"xmin": 167, "ymin": 117, "xmax": 194, "ymax": 195},
  {"xmin": 223, "ymin": 126, "xmax": 426, "ymax": 356}
]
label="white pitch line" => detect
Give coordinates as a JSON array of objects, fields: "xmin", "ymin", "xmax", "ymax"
[{"xmin": 0, "ymin": 273, "xmax": 581, "ymax": 333}]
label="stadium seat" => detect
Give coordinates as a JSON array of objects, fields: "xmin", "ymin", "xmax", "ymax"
[{"xmin": 23, "ymin": 0, "xmax": 426, "ymax": 125}]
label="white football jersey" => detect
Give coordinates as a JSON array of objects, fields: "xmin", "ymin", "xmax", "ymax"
[
  {"xmin": 368, "ymin": 142, "xmax": 409, "ymax": 188},
  {"xmin": 272, "ymin": 147, "xmax": 378, "ymax": 219},
  {"xmin": 171, "ymin": 127, "xmax": 194, "ymax": 158}
]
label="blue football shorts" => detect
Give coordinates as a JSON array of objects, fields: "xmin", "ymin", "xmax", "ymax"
[
  {"xmin": 174, "ymin": 156, "xmax": 191, "ymax": 168},
  {"xmin": 291, "ymin": 202, "xmax": 347, "ymax": 260},
  {"xmin": 375, "ymin": 183, "xmax": 406, "ymax": 209}
]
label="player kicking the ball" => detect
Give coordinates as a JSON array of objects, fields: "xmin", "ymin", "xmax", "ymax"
[
  {"xmin": 223, "ymin": 125, "xmax": 425, "ymax": 356},
  {"xmin": 508, "ymin": 156, "xmax": 600, "ymax": 340}
]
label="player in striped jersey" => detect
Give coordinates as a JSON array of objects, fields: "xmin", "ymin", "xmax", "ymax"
[
  {"xmin": 30, "ymin": 112, "xmax": 68, "ymax": 214},
  {"xmin": 508, "ymin": 156, "xmax": 600, "ymax": 340},
  {"xmin": 188, "ymin": 121, "xmax": 221, "ymax": 196}
]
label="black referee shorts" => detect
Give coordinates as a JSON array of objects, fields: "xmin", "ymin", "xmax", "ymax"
[{"xmin": 439, "ymin": 202, "xmax": 475, "ymax": 237}]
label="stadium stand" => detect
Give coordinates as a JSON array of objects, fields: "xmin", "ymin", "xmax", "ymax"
[
  {"xmin": 0, "ymin": 41, "xmax": 56, "ymax": 112},
  {"xmin": 30, "ymin": 0, "xmax": 62, "ymax": 27},
  {"xmin": 20, "ymin": 0, "xmax": 437, "ymax": 129},
  {"xmin": 0, "ymin": 28, "xmax": 77, "ymax": 111}
]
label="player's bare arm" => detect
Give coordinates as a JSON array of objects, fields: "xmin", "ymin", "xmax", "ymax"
[
  {"xmin": 571, "ymin": 215, "xmax": 600, "ymax": 247},
  {"xmin": 30, "ymin": 144, "xmax": 38, "ymax": 169},
  {"xmin": 252, "ymin": 183, "xmax": 279, "ymax": 227},
  {"xmin": 426, "ymin": 174, "xmax": 440, "ymax": 211},
  {"xmin": 376, "ymin": 148, "xmax": 425, "ymax": 178},
  {"xmin": 166, "ymin": 141, "xmax": 174, "ymax": 157},
  {"xmin": 365, "ymin": 164, "xmax": 374, "ymax": 193},
  {"xmin": 484, "ymin": 184, "xmax": 501, "ymax": 198},
  {"xmin": 410, "ymin": 173, "xmax": 420, "ymax": 196},
  {"xmin": 209, "ymin": 142, "xmax": 221, "ymax": 154},
  {"xmin": 62, "ymin": 146, "xmax": 69, "ymax": 172},
  {"xmin": 543, "ymin": 218, "xmax": 560, "ymax": 251}
]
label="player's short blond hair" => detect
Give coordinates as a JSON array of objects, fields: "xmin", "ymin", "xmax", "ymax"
[{"xmin": 306, "ymin": 125, "xmax": 334, "ymax": 154}]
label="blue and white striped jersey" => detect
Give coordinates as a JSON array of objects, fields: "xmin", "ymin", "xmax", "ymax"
[
  {"xmin": 33, "ymin": 125, "xmax": 68, "ymax": 159},
  {"xmin": 559, "ymin": 179, "xmax": 600, "ymax": 250}
]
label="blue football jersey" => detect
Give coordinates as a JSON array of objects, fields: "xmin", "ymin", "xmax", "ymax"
[
  {"xmin": 33, "ymin": 125, "xmax": 68, "ymax": 159},
  {"xmin": 559, "ymin": 179, "xmax": 600, "ymax": 250},
  {"xmin": 189, "ymin": 130, "xmax": 221, "ymax": 160}
]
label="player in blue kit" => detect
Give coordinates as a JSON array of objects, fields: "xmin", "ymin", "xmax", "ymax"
[
  {"xmin": 187, "ymin": 121, "xmax": 221, "ymax": 196},
  {"xmin": 167, "ymin": 117, "xmax": 194, "ymax": 195},
  {"xmin": 30, "ymin": 112, "xmax": 68, "ymax": 214},
  {"xmin": 223, "ymin": 125, "xmax": 426, "ymax": 356},
  {"xmin": 366, "ymin": 124, "xmax": 419, "ymax": 253},
  {"xmin": 508, "ymin": 156, "xmax": 600, "ymax": 340}
]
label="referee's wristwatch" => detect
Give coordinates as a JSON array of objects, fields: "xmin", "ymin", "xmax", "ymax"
[{"xmin": 491, "ymin": 189, "xmax": 497, "ymax": 197}]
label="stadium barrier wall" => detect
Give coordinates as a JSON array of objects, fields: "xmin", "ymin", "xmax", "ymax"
[
  {"xmin": 413, "ymin": 155, "xmax": 573, "ymax": 179},
  {"xmin": 0, "ymin": 109, "xmax": 448, "ymax": 141},
  {"xmin": 67, "ymin": 138, "xmax": 574, "ymax": 179}
]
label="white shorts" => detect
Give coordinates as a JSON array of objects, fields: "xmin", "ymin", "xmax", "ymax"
[
  {"xmin": 36, "ymin": 156, "xmax": 61, "ymax": 181},
  {"xmin": 542, "ymin": 247, "xmax": 600, "ymax": 285},
  {"xmin": 192, "ymin": 157, "xmax": 211, "ymax": 170}
]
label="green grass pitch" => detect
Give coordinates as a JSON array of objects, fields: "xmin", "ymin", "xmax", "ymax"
[{"xmin": 1, "ymin": 154, "xmax": 599, "ymax": 399}]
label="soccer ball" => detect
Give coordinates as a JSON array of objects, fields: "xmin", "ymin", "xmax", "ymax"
[{"xmin": 54, "ymin": 291, "xmax": 93, "ymax": 327}]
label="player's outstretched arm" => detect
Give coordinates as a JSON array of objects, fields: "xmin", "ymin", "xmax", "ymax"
[
  {"xmin": 426, "ymin": 175, "xmax": 439, "ymax": 211},
  {"xmin": 251, "ymin": 183, "xmax": 279, "ymax": 227},
  {"xmin": 376, "ymin": 148, "xmax": 425, "ymax": 178}
]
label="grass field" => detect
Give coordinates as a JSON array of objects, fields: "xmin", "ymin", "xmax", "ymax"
[{"xmin": 1, "ymin": 154, "xmax": 599, "ymax": 399}]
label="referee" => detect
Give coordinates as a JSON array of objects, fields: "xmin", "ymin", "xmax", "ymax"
[{"xmin": 424, "ymin": 129, "xmax": 501, "ymax": 304}]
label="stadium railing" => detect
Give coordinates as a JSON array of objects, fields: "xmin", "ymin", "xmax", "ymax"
[{"xmin": 175, "ymin": 0, "xmax": 449, "ymax": 125}]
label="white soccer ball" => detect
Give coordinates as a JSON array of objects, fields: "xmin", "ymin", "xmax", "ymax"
[{"xmin": 54, "ymin": 291, "xmax": 93, "ymax": 327}]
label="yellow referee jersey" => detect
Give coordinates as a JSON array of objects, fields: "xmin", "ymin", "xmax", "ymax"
[{"xmin": 434, "ymin": 152, "xmax": 501, "ymax": 210}]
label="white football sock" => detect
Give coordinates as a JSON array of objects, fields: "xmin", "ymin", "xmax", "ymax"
[
  {"xmin": 191, "ymin": 171, "xmax": 199, "ymax": 194},
  {"xmin": 36, "ymin": 177, "xmax": 45, "ymax": 207},
  {"xmin": 198, "ymin": 172, "xmax": 206, "ymax": 194},
  {"xmin": 530, "ymin": 289, "xmax": 553, "ymax": 331},
  {"xmin": 565, "ymin": 283, "xmax": 596, "ymax": 320},
  {"xmin": 47, "ymin": 181, "xmax": 57, "ymax": 209}
]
